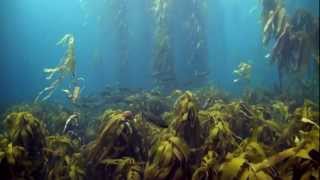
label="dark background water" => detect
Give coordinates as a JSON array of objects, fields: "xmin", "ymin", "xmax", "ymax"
[{"xmin": 0, "ymin": 0, "xmax": 318, "ymax": 111}]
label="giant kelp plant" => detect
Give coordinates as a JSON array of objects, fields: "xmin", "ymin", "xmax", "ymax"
[
  {"xmin": 110, "ymin": 0, "xmax": 130, "ymax": 88},
  {"xmin": 182, "ymin": 0, "xmax": 209, "ymax": 87},
  {"xmin": 151, "ymin": 0, "xmax": 176, "ymax": 88},
  {"xmin": 35, "ymin": 34, "xmax": 83, "ymax": 104},
  {"xmin": 260, "ymin": 0, "xmax": 319, "ymax": 100}
]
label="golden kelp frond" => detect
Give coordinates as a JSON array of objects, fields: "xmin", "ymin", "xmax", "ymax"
[
  {"xmin": 0, "ymin": 135, "xmax": 32, "ymax": 179},
  {"xmin": 205, "ymin": 119, "xmax": 238, "ymax": 157},
  {"xmin": 45, "ymin": 135, "xmax": 78, "ymax": 157},
  {"xmin": 295, "ymin": 99, "xmax": 319, "ymax": 124},
  {"xmin": 3, "ymin": 112, "xmax": 48, "ymax": 179},
  {"xmin": 228, "ymin": 101, "xmax": 259, "ymax": 138},
  {"xmin": 100, "ymin": 157, "xmax": 143, "ymax": 180},
  {"xmin": 192, "ymin": 150, "xmax": 218, "ymax": 180},
  {"xmin": 250, "ymin": 127, "xmax": 319, "ymax": 178},
  {"xmin": 272, "ymin": 100, "xmax": 289, "ymax": 122},
  {"xmin": 87, "ymin": 110, "xmax": 145, "ymax": 171},
  {"xmin": 47, "ymin": 152, "xmax": 85, "ymax": 180},
  {"xmin": 144, "ymin": 134, "xmax": 190, "ymax": 180},
  {"xmin": 65, "ymin": 153, "xmax": 85, "ymax": 180},
  {"xmin": 133, "ymin": 113, "xmax": 162, "ymax": 154},
  {"xmin": 87, "ymin": 111, "xmax": 126, "ymax": 161},
  {"xmin": 45, "ymin": 134, "xmax": 83, "ymax": 180},
  {"xmin": 171, "ymin": 91, "xmax": 202, "ymax": 148},
  {"xmin": 237, "ymin": 139, "xmax": 267, "ymax": 163},
  {"xmin": 263, "ymin": 7, "xmax": 287, "ymax": 45},
  {"xmin": 218, "ymin": 153, "xmax": 247, "ymax": 179},
  {"xmin": 0, "ymin": 139, "xmax": 27, "ymax": 166},
  {"xmin": 218, "ymin": 152, "xmax": 272, "ymax": 179},
  {"xmin": 5, "ymin": 112, "xmax": 47, "ymax": 152}
]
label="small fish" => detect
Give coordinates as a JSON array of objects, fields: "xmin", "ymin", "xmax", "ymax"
[{"xmin": 233, "ymin": 79, "xmax": 239, "ymax": 83}]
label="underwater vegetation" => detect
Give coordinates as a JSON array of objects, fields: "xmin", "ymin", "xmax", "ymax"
[
  {"xmin": 261, "ymin": 0, "xmax": 319, "ymax": 93},
  {"xmin": 110, "ymin": 0, "xmax": 130, "ymax": 87},
  {"xmin": 35, "ymin": 34, "xmax": 84, "ymax": 104},
  {"xmin": 233, "ymin": 62, "xmax": 252, "ymax": 84},
  {"xmin": 151, "ymin": 0, "xmax": 176, "ymax": 87},
  {"xmin": 0, "ymin": 0, "xmax": 319, "ymax": 179},
  {"xmin": 1, "ymin": 86, "xmax": 319, "ymax": 179},
  {"xmin": 183, "ymin": 0, "xmax": 209, "ymax": 86}
]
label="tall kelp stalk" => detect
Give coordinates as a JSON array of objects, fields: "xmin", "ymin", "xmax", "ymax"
[
  {"xmin": 184, "ymin": 0, "xmax": 209, "ymax": 87},
  {"xmin": 151, "ymin": 0, "xmax": 176, "ymax": 90},
  {"xmin": 260, "ymin": 0, "xmax": 319, "ymax": 101},
  {"xmin": 110, "ymin": 0, "xmax": 130, "ymax": 88}
]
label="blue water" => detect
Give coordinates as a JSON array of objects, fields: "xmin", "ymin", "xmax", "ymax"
[{"xmin": 0, "ymin": 0, "xmax": 318, "ymax": 111}]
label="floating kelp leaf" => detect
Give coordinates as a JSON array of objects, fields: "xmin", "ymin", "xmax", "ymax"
[{"xmin": 35, "ymin": 34, "xmax": 77, "ymax": 102}]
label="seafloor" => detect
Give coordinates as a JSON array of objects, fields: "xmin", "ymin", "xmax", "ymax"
[{"xmin": 0, "ymin": 86, "xmax": 319, "ymax": 180}]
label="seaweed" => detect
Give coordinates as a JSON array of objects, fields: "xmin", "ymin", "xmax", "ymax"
[
  {"xmin": 233, "ymin": 62, "xmax": 252, "ymax": 84},
  {"xmin": 192, "ymin": 150, "xmax": 218, "ymax": 180},
  {"xmin": 45, "ymin": 135, "xmax": 84, "ymax": 180},
  {"xmin": 1, "ymin": 84, "xmax": 320, "ymax": 179},
  {"xmin": 151, "ymin": 0, "xmax": 176, "ymax": 88},
  {"xmin": 99, "ymin": 157, "xmax": 143, "ymax": 180},
  {"xmin": 260, "ymin": 1, "xmax": 319, "ymax": 92},
  {"xmin": 4, "ymin": 111, "xmax": 47, "ymax": 178},
  {"xmin": 35, "ymin": 34, "xmax": 78, "ymax": 103},
  {"xmin": 0, "ymin": 135, "xmax": 32, "ymax": 179},
  {"xmin": 86, "ymin": 110, "xmax": 145, "ymax": 178},
  {"xmin": 170, "ymin": 91, "xmax": 202, "ymax": 148},
  {"xmin": 144, "ymin": 134, "xmax": 190, "ymax": 180}
]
